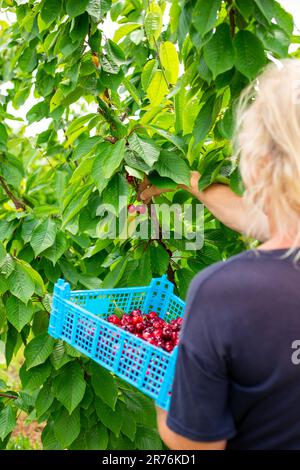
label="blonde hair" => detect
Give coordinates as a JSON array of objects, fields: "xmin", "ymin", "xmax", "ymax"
[{"xmin": 235, "ymin": 59, "xmax": 300, "ymax": 248}]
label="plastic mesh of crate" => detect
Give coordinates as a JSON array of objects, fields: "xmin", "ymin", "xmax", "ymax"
[{"xmin": 48, "ymin": 275, "xmax": 185, "ymax": 410}]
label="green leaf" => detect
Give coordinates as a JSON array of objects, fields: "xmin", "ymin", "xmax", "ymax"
[
  {"xmin": 54, "ymin": 407, "xmax": 80, "ymax": 448},
  {"xmin": 50, "ymin": 341, "xmax": 73, "ymax": 370},
  {"xmin": 273, "ymin": 1, "xmax": 294, "ymax": 35},
  {"xmin": 124, "ymin": 150, "xmax": 152, "ymax": 174},
  {"xmin": 145, "ymin": 2, "xmax": 162, "ymax": 44},
  {"xmin": 36, "ymin": 383, "xmax": 54, "ymax": 417},
  {"xmin": 42, "ymin": 423, "xmax": 62, "ymax": 450},
  {"xmin": 0, "ymin": 406, "xmax": 16, "ymax": 440},
  {"xmin": 147, "ymin": 171, "xmax": 178, "ymax": 190},
  {"xmin": 257, "ymin": 25, "xmax": 290, "ymax": 58},
  {"xmin": 176, "ymin": 268, "xmax": 195, "ymax": 299},
  {"xmin": 26, "ymin": 101, "xmax": 49, "ymax": 124},
  {"xmin": 120, "ymin": 408, "xmax": 136, "ymax": 441},
  {"xmin": 73, "ymin": 136, "xmax": 102, "ymax": 161},
  {"xmin": 42, "ymin": 232, "xmax": 68, "ymax": 265},
  {"xmin": 219, "ymin": 106, "xmax": 235, "ymax": 140},
  {"xmin": 53, "ymin": 362, "xmax": 86, "ymax": 414},
  {"xmin": 20, "ymin": 361, "xmax": 52, "ymax": 391},
  {"xmin": 85, "ymin": 423, "xmax": 109, "ymax": 450},
  {"xmin": 150, "ymin": 244, "xmax": 170, "ymax": 276},
  {"xmin": 101, "ymin": 257, "xmax": 129, "ymax": 289},
  {"xmin": 86, "ymin": 0, "xmax": 112, "ymax": 21},
  {"xmin": 40, "ymin": 0, "xmax": 62, "ymax": 24},
  {"xmin": 235, "ymin": 0, "xmax": 254, "ymax": 19},
  {"xmin": 0, "ymin": 242, "xmax": 6, "ymax": 264},
  {"xmin": 92, "ymin": 140, "xmax": 125, "ymax": 192},
  {"xmin": 233, "ymin": 30, "xmax": 266, "ymax": 80},
  {"xmin": 154, "ymin": 150, "xmax": 190, "ymax": 186},
  {"xmin": 203, "ymin": 24, "xmax": 234, "ymax": 79},
  {"xmin": 8, "ymin": 262, "xmax": 35, "ymax": 304},
  {"xmin": 30, "ymin": 218, "xmax": 57, "ymax": 257},
  {"xmin": 0, "ymin": 253, "xmax": 15, "ymax": 278},
  {"xmin": 128, "ymin": 134, "xmax": 160, "ymax": 167},
  {"xmin": 107, "ymin": 39, "xmax": 126, "ymax": 65},
  {"xmin": 5, "ymin": 324, "xmax": 18, "ymax": 367},
  {"xmin": 18, "ymin": 47, "xmax": 37, "ymax": 73},
  {"xmin": 101, "ymin": 55, "xmax": 120, "ymax": 75},
  {"xmin": 135, "ymin": 424, "xmax": 162, "ymax": 450},
  {"xmin": 122, "ymin": 77, "xmax": 142, "ymax": 106},
  {"xmin": 147, "ymin": 71, "xmax": 169, "ymax": 106},
  {"xmin": 230, "ymin": 167, "xmax": 244, "ymax": 196},
  {"xmin": 6, "ymin": 296, "xmax": 33, "ymax": 332},
  {"xmin": 66, "ymin": 0, "xmax": 89, "ymax": 17},
  {"xmin": 159, "ymin": 41, "xmax": 179, "ymax": 84},
  {"xmin": 24, "ymin": 333, "xmax": 55, "ymax": 369},
  {"xmin": 95, "ymin": 397, "xmax": 123, "ymax": 436},
  {"xmin": 0, "ymin": 123, "xmax": 8, "ymax": 147},
  {"xmin": 91, "ymin": 363, "xmax": 118, "ymax": 410},
  {"xmin": 0, "ymin": 275, "xmax": 8, "ymax": 295},
  {"xmin": 192, "ymin": 0, "xmax": 222, "ymax": 36},
  {"xmin": 141, "ymin": 59, "xmax": 158, "ymax": 91},
  {"xmin": 113, "ymin": 23, "xmax": 141, "ymax": 43},
  {"xmin": 193, "ymin": 94, "xmax": 216, "ymax": 144},
  {"xmin": 128, "ymin": 249, "xmax": 152, "ymax": 286},
  {"xmin": 254, "ymin": 0, "xmax": 275, "ymax": 23}
]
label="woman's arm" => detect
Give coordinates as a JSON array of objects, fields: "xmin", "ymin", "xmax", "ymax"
[
  {"xmin": 156, "ymin": 407, "xmax": 226, "ymax": 450},
  {"xmin": 140, "ymin": 171, "xmax": 269, "ymax": 240}
]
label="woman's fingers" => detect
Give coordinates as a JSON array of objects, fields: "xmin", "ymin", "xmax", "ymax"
[
  {"xmin": 138, "ymin": 171, "xmax": 201, "ymax": 204},
  {"xmin": 140, "ymin": 185, "xmax": 174, "ymax": 203}
]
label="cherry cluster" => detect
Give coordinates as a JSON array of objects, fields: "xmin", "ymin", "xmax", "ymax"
[{"xmin": 107, "ymin": 309, "xmax": 182, "ymax": 353}]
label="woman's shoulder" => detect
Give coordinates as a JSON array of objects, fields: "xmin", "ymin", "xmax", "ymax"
[{"xmin": 189, "ymin": 250, "xmax": 259, "ymax": 292}]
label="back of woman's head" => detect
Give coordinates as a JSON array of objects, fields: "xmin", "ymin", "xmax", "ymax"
[{"xmin": 235, "ymin": 59, "xmax": 300, "ymax": 244}]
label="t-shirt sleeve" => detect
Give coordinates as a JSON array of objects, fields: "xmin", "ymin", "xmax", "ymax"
[{"xmin": 166, "ymin": 270, "xmax": 237, "ymax": 442}]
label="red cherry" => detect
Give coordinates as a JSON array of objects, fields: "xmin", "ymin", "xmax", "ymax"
[
  {"xmin": 162, "ymin": 326, "xmax": 172, "ymax": 339},
  {"xmin": 121, "ymin": 314, "xmax": 132, "ymax": 325},
  {"xmin": 142, "ymin": 330, "xmax": 153, "ymax": 341},
  {"xmin": 176, "ymin": 318, "xmax": 183, "ymax": 326},
  {"xmin": 128, "ymin": 204, "xmax": 136, "ymax": 214},
  {"xmin": 108, "ymin": 315, "xmax": 121, "ymax": 325},
  {"xmin": 171, "ymin": 331, "xmax": 178, "ymax": 342},
  {"xmin": 126, "ymin": 174, "xmax": 134, "ymax": 184},
  {"xmin": 163, "ymin": 341, "xmax": 174, "ymax": 353},
  {"xmin": 137, "ymin": 204, "xmax": 147, "ymax": 215},
  {"xmin": 132, "ymin": 315, "xmax": 143, "ymax": 325},
  {"xmin": 135, "ymin": 322, "xmax": 145, "ymax": 333},
  {"xmin": 131, "ymin": 309, "xmax": 142, "ymax": 317},
  {"xmin": 148, "ymin": 311, "xmax": 158, "ymax": 320},
  {"xmin": 152, "ymin": 319, "xmax": 164, "ymax": 329},
  {"xmin": 124, "ymin": 324, "xmax": 135, "ymax": 333},
  {"xmin": 153, "ymin": 328, "xmax": 163, "ymax": 340},
  {"xmin": 148, "ymin": 338, "xmax": 158, "ymax": 346}
]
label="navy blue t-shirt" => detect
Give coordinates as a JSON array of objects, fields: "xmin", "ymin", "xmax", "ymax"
[{"xmin": 167, "ymin": 249, "xmax": 300, "ymax": 450}]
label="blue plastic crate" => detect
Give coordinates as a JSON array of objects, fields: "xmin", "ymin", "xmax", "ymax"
[{"xmin": 48, "ymin": 275, "xmax": 185, "ymax": 410}]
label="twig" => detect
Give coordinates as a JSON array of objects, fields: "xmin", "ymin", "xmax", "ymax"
[
  {"xmin": 0, "ymin": 176, "xmax": 26, "ymax": 210},
  {"xmin": 104, "ymin": 136, "xmax": 118, "ymax": 144},
  {"xmin": 0, "ymin": 392, "xmax": 18, "ymax": 400},
  {"xmin": 227, "ymin": 0, "xmax": 236, "ymax": 37}
]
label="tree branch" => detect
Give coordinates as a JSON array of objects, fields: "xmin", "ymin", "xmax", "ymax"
[
  {"xmin": 0, "ymin": 392, "xmax": 18, "ymax": 400},
  {"xmin": 0, "ymin": 176, "xmax": 26, "ymax": 210},
  {"xmin": 227, "ymin": 0, "xmax": 236, "ymax": 36}
]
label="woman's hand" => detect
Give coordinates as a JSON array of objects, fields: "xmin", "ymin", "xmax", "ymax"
[{"xmin": 139, "ymin": 171, "xmax": 201, "ymax": 204}]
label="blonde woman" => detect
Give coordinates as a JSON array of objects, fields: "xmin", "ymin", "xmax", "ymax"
[{"xmin": 142, "ymin": 60, "xmax": 300, "ymax": 450}]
